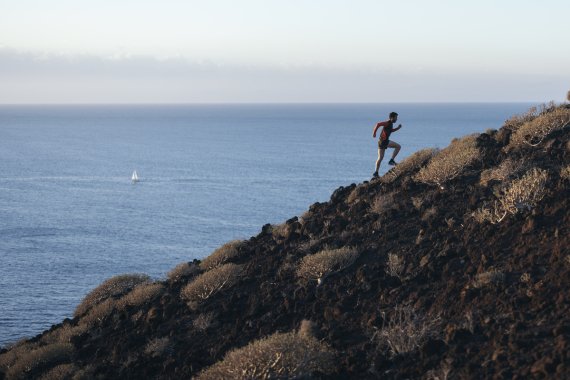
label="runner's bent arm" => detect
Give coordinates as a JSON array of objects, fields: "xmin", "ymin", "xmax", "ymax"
[
  {"xmin": 393, "ymin": 124, "xmax": 403, "ymax": 132},
  {"xmin": 372, "ymin": 122, "xmax": 387, "ymax": 138}
]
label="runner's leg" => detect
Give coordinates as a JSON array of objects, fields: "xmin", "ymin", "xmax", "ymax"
[
  {"xmin": 388, "ymin": 141, "xmax": 401, "ymax": 159},
  {"xmin": 375, "ymin": 148, "xmax": 385, "ymax": 173}
]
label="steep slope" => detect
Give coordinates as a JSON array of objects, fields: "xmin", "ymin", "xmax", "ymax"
[{"xmin": 1, "ymin": 104, "xmax": 569, "ymax": 380}]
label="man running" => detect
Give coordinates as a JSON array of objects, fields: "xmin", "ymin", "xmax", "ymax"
[{"xmin": 372, "ymin": 112, "xmax": 402, "ymax": 178}]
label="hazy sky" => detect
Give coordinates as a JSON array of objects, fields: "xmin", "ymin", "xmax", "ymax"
[{"xmin": 1, "ymin": 0, "xmax": 569, "ymax": 103}]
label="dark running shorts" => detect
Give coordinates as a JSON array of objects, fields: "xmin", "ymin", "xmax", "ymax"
[{"xmin": 378, "ymin": 139, "xmax": 390, "ymax": 149}]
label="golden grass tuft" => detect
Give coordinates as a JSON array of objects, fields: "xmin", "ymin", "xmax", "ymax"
[
  {"xmin": 414, "ymin": 135, "xmax": 480, "ymax": 187},
  {"xmin": 74, "ymin": 274, "xmax": 150, "ymax": 317},
  {"xmin": 181, "ymin": 263, "xmax": 243, "ymax": 303},
  {"xmin": 200, "ymin": 240, "xmax": 244, "ymax": 271},
  {"xmin": 509, "ymin": 107, "xmax": 570, "ymax": 147},
  {"xmin": 382, "ymin": 148, "xmax": 439, "ymax": 183},
  {"xmin": 296, "ymin": 246, "xmax": 359, "ymax": 285},
  {"xmin": 197, "ymin": 330, "xmax": 336, "ymax": 379},
  {"xmin": 5, "ymin": 343, "xmax": 74, "ymax": 379}
]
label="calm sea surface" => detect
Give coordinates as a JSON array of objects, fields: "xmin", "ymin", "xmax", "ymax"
[{"xmin": 0, "ymin": 103, "xmax": 532, "ymax": 346}]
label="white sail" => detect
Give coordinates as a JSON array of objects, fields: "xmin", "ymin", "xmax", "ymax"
[{"xmin": 131, "ymin": 170, "xmax": 139, "ymax": 182}]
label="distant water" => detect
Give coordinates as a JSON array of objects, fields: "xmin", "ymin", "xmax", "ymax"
[{"xmin": 0, "ymin": 103, "xmax": 532, "ymax": 346}]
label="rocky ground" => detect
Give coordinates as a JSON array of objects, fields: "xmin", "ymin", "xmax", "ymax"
[{"xmin": 1, "ymin": 105, "xmax": 569, "ymax": 379}]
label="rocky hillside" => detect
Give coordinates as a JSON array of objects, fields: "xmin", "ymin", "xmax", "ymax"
[{"xmin": 1, "ymin": 104, "xmax": 569, "ymax": 379}]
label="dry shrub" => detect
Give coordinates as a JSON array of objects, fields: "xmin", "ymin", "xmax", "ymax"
[
  {"xmin": 193, "ymin": 312, "xmax": 215, "ymax": 331},
  {"xmin": 181, "ymin": 263, "xmax": 243, "ymax": 303},
  {"xmin": 386, "ymin": 253, "xmax": 404, "ymax": 279},
  {"xmin": 347, "ymin": 187, "xmax": 359, "ymax": 204},
  {"xmin": 298, "ymin": 210, "xmax": 311, "ymax": 225},
  {"xmin": 197, "ymin": 330, "xmax": 336, "ymax": 379},
  {"xmin": 509, "ymin": 107, "xmax": 570, "ymax": 147},
  {"xmin": 474, "ymin": 168, "xmax": 549, "ymax": 223},
  {"xmin": 41, "ymin": 324, "xmax": 88, "ymax": 345},
  {"xmin": 38, "ymin": 363, "xmax": 77, "ymax": 380},
  {"xmin": 421, "ymin": 206, "xmax": 438, "ymax": 222},
  {"xmin": 498, "ymin": 168, "xmax": 549, "ymax": 217},
  {"xmin": 411, "ymin": 196, "xmax": 424, "ymax": 210},
  {"xmin": 78, "ymin": 298, "xmax": 116, "ymax": 328},
  {"xmin": 520, "ymin": 272, "xmax": 531, "ymax": 284},
  {"xmin": 298, "ymin": 238, "xmax": 321, "ymax": 253},
  {"xmin": 117, "ymin": 283, "xmax": 164, "ymax": 309},
  {"xmin": 167, "ymin": 262, "xmax": 200, "ymax": 282},
  {"xmin": 472, "ymin": 270, "xmax": 505, "ymax": 288},
  {"xmin": 371, "ymin": 192, "xmax": 396, "ymax": 214},
  {"xmin": 504, "ymin": 105, "xmax": 541, "ymax": 131},
  {"xmin": 5, "ymin": 343, "xmax": 74, "ymax": 379},
  {"xmin": 74, "ymin": 274, "xmax": 150, "ymax": 317},
  {"xmin": 0, "ymin": 341, "xmax": 39, "ymax": 371},
  {"xmin": 298, "ymin": 320, "xmax": 317, "ymax": 338},
  {"xmin": 382, "ymin": 148, "xmax": 439, "ymax": 183},
  {"xmin": 374, "ymin": 305, "xmax": 440, "ymax": 355},
  {"xmin": 560, "ymin": 165, "xmax": 570, "ymax": 181},
  {"xmin": 472, "ymin": 206, "xmax": 494, "ymax": 224},
  {"xmin": 200, "ymin": 240, "xmax": 244, "ymax": 271},
  {"xmin": 144, "ymin": 337, "xmax": 173, "ymax": 358},
  {"xmin": 567, "ymin": 90, "xmax": 570, "ymax": 102},
  {"xmin": 296, "ymin": 247, "xmax": 359, "ymax": 286},
  {"xmin": 479, "ymin": 158, "xmax": 528, "ymax": 186},
  {"xmin": 503, "ymin": 102, "xmax": 557, "ymax": 132},
  {"xmin": 271, "ymin": 223, "xmax": 292, "ymax": 240},
  {"xmin": 415, "ymin": 135, "xmax": 480, "ymax": 187}
]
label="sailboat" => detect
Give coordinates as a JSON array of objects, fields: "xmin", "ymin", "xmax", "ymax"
[{"xmin": 131, "ymin": 170, "xmax": 139, "ymax": 183}]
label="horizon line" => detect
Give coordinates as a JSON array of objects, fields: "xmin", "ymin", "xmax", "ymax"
[{"xmin": 0, "ymin": 101, "xmax": 543, "ymax": 106}]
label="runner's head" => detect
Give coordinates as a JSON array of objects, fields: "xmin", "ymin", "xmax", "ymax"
[{"xmin": 389, "ymin": 112, "xmax": 398, "ymax": 122}]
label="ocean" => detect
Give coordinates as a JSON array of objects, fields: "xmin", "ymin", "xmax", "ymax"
[{"xmin": 0, "ymin": 103, "xmax": 532, "ymax": 346}]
